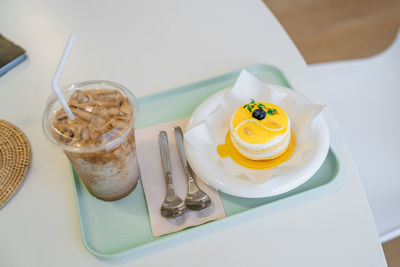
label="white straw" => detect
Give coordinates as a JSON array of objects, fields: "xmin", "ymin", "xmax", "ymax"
[{"xmin": 52, "ymin": 34, "xmax": 76, "ymax": 120}]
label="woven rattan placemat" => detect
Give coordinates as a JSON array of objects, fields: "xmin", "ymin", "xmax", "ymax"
[{"xmin": 0, "ymin": 120, "xmax": 31, "ymax": 208}]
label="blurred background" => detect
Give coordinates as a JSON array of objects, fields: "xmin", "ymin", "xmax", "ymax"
[{"xmin": 262, "ymin": 0, "xmax": 400, "ymax": 265}]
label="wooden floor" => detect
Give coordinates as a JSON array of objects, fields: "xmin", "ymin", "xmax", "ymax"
[
  {"xmin": 264, "ymin": 0, "xmax": 400, "ymax": 64},
  {"xmin": 383, "ymin": 238, "xmax": 400, "ymax": 267},
  {"xmin": 262, "ymin": 0, "xmax": 400, "ymax": 265}
]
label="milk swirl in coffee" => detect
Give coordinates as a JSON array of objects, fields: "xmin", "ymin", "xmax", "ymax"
[{"xmin": 52, "ymin": 88, "xmax": 139, "ymax": 201}]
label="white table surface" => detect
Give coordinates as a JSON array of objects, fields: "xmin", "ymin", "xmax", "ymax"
[{"xmin": 0, "ymin": 0, "xmax": 387, "ymax": 266}]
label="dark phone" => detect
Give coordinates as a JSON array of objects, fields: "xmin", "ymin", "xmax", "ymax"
[{"xmin": 0, "ymin": 34, "xmax": 26, "ymax": 76}]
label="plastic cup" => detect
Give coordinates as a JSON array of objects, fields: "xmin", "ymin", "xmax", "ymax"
[{"xmin": 43, "ymin": 80, "xmax": 140, "ymax": 201}]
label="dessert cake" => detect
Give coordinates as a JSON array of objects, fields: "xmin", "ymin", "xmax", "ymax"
[{"xmin": 229, "ymin": 100, "xmax": 291, "ymax": 160}]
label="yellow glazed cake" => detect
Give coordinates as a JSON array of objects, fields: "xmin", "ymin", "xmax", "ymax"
[{"xmin": 229, "ymin": 101, "xmax": 291, "ymax": 160}]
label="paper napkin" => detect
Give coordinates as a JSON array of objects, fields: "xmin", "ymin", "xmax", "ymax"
[
  {"xmin": 184, "ymin": 70, "xmax": 325, "ymax": 184},
  {"xmin": 136, "ymin": 117, "xmax": 226, "ymax": 237}
]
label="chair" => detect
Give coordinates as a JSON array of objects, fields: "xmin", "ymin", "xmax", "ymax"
[{"xmin": 309, "ymin": 29, "xmax": 400, "ymax": 242}]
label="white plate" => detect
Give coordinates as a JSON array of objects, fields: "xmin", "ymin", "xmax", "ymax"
[{"xmin": 184, "ymin": 84, "xmax": 330, "ymax": 198}]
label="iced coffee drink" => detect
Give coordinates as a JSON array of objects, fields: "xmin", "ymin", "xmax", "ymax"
[{"xmin": 43, "ymin": 81, "xmax": 140, "ymax": 201}]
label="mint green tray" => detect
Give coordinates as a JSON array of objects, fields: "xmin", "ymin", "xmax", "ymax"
[{"xmin": 71, "ymin": 64, "xmax": 339, "ymax": 260}]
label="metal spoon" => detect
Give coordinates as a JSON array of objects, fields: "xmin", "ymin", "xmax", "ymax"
[
  {"xmin": 159, "ymin": 131, "xmax": 187, "ymax": 218},
  {"xmin": 174, "ymin": 126, "xmax": 212, "ymax": 211}
]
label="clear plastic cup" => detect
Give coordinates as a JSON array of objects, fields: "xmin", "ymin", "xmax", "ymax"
[{"xmin": 43, "ymin": 80, "xmax": 140, "ymax": 201}]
